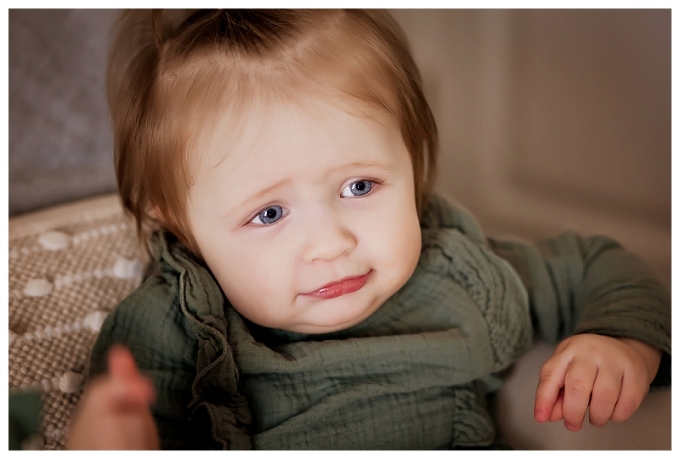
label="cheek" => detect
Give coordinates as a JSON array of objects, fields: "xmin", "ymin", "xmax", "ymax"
[
  {"xmin": 364, "ymin": 199, "xmax": 421, "ymax": 275},
  {"xmin": 209, "ymin": 242, "xmax": 292, "ymax": 309},
  {"xmin": 393, "ymin": 212, "xmax": 422, "ymax": 274}
]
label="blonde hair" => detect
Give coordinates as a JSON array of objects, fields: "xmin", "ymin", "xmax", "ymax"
[{"xmin": 108, "ymin": 9, "xmax": 438, "ymax": 257}]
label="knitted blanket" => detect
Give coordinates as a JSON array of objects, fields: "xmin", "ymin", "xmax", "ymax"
[{"xmin": 8, "ymin": 195, "xmax": 143, "ymax": 449}]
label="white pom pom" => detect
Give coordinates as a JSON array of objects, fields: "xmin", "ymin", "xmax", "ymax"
[
  {"xmin": 112, "ymin": 258, "xmax": 143, "ymax": 279},
  {"xmin": 59, "ymin": 371, "xmax": 83, "ymax": 394},
  {"xmin": 21, "ymin": 434, "xmax": 44, "ymax": 450},
  {"xmin": 23, "ymin": 278, "xmax": 53, "ymax": 297},
  {"xmin": 38, "ymin": 230, "xmax": 71, "ymax": 250},
  {"xmin": 83, "ymin": 311, "xmax": 108, "ymax": 332}
]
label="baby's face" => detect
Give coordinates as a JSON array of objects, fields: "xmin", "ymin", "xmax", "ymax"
[{"xmin": 186, "ymin": 95, "xmax": 422, "ymax": 333}]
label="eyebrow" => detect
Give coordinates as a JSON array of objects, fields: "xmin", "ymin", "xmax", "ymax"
[
  {"xmin": 223, "ymin": 177, "xmax": 292, "ymax": 219},
  {"xmin": 331, "ymin": 161, "xmax": 394, "ymax": 173}
]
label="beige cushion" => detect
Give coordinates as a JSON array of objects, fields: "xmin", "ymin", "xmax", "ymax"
[{"xmin": 8, "ymin": 194, "xmax": 143, "ymax": 449}]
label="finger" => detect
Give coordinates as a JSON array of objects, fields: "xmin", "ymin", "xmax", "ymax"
[
  {"xmin": 113, "ymin": 378, "xmax": 156, "ymax": 410},
  {"xmin": 587, "ymin": 368, "xmax": 622, "ymax": 427},
  {"xmin": 534, "ymin": 358, "xmax": 569, "ymax": 422},
  {"xmin": 108, "ymin": 345, "xmax": 141, "ymax": 380},
  {"xmin": 87, "ymin": 375, "xmax": 152, "ymax": 414},
  {"xmin": 561, "ymin": 359, "xmax": 597, "ymax": 431},
  {"xmin": 610, "ymin": 371, "xmax": 646, "ymax": 422},
  {"xmin": 74, "ymin": 377, "xmax": 137, "ymax": 417},
  {"xmin": 548, "ymin": 388, "xmax": 564, "ymax": 422},
  {"xmin": 106, "ymin": 346, "xmax": 156, "ymax": 409}
]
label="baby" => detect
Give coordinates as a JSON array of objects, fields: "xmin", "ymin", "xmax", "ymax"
[{"xmin": 67, "ymin": 9, "xmax": 670, "ymax": 449}]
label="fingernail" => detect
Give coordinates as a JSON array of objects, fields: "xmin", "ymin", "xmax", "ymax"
[{"xmin": 565, "ymin": 422, "xmax": 580, "ymax": 432}]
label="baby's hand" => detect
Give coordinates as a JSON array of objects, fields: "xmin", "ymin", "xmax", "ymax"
[
  {"xmin": 534, "ymin": 334, "xmax": 661, "ymax": 431},
  {"xmin": 66, "ymin": 346, "xmax": 159, "ymax": 449}
]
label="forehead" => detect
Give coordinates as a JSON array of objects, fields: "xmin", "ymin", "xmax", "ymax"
[{"xmin": 193, "ymin": 93, "xmax": 402, "ymax": 179}]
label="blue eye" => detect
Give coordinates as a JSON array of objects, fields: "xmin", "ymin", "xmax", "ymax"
[
  {"xmin": 251, "ymin": 205, "xmax": 286, "ymax": 225},
  {"xmin": 341, "ymin": 180, "xmax": 373, "ymax": 197}
]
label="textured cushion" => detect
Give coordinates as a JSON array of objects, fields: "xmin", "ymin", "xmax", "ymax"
[{"xmin": 8, "ymin": 194, "xmax": 143, "ymax": 449}]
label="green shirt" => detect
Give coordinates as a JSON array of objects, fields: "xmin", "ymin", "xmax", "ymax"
[{"xmin": 88, "ymin": 194, "xmax": 671, "ymax": 449}]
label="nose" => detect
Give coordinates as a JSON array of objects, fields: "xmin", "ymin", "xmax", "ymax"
[{"xmin": 301, "ymin": 212, "xmax": 357, "ymax": 264}]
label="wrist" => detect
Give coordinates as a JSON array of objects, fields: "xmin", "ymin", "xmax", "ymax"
[{"xmin": 619, "ymin": 337, "xmax": 662, "ymax": 385}]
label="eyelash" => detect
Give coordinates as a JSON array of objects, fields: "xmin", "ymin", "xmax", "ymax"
[
  {"xmin": 248, "ymin": 205, "xmax": 288, "ymax": 226},
  {"xmin": 340, "ymin": 178, "xmax": 380, "ymax": 198},
  {"xmin": 247, "ymin": 178, "xmax": 381, "ymax": 226}
]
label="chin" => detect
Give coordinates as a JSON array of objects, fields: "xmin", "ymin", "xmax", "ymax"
[{"xmin": 294, "ymin": 294, "xmax": 384, "ymax": 334}]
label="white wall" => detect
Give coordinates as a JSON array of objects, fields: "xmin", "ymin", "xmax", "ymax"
[{"xmin": 392, "ymin": 9, "xmax": 671, "ymax": 288}]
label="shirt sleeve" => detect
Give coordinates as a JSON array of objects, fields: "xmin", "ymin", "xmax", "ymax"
[{"xmin": 489, "ymin": 231, "xmax": 671, "ymax": 389}]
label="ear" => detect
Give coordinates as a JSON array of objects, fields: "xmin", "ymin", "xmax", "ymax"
[
  {"xmin": 149, "ymin": 205, "xmax": 161, "ymax": 220},
  {"xmin": 148, "ymin": 205, "xmax": 166, "ymax": 225}
]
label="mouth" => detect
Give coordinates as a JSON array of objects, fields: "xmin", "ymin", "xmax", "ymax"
[{"xmin": 302, "ymin": 270, "xmax": 372, "ymax": 299}]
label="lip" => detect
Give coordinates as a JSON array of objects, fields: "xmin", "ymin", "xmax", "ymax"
[{"xmin": 302, "ymin": 270, "xmax": 372, "ymax": 299}]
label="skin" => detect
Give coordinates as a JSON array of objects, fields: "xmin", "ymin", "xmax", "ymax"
[
  {"xmin": 534, "ymin": 334, "xmax": 661, "ymax": 431},
  {"xmin": 68, "ymin": 94, "xmax": 662, "ymax": 448},
  {"xmin": 66, "ymin": 346, "xmax": 158, "ymax": 450},
  {"xmin": 184, "ymin": 95, "xmax": 422, "ymax": 334}
]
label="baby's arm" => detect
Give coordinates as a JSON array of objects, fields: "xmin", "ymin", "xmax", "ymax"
[
  {"xmin": 67, "ymin": 346, "xmax": 159, "ymax": 450},
  {"xmin": 534, "ymin": 334, "xmax": 661, "ymax": 431},
  {"xmin": 489, "ymin": 231, "xmax": 670, "ymax": 432}
]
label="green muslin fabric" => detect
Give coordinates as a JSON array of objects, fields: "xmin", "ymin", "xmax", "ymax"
[
  {"xmin": 88, "ymin": 194, "xmax": 671, "ymax": 449},
  {"xmin": 8, "ymin": 391, "xmax": 42, "ymax": 450}
]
